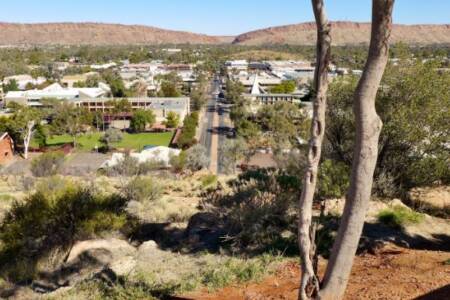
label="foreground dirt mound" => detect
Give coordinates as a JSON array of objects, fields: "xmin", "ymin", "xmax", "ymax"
[{"xmin": 186, "ymin": 245, "xmax": 450, "ymax": 300}]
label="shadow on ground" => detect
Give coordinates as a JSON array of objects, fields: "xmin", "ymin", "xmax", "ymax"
[{"xmin": 413, "ymin": 284, "xmax": 450, "ymax": 300}]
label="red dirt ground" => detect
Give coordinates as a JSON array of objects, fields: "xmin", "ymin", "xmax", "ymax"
[{"xmin": 182, "ymin": 245, "xmax": 450, "ymax": 300}]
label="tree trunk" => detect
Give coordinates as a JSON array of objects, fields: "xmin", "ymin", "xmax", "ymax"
[
  {"xmin": 318, "ymin": 1, "xmax": 394, "ymax": 299},
  {"xmin": 23, "ymin": 120, "xmax": 35, "ymax": 160},
  {"xmin": 298, "ymin": 0, "xmax": 331, "ymax": 299}
]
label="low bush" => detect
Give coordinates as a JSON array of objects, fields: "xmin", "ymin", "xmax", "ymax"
[
  {"xmin": 102, "ymin": 128, "xmax": 123, "ymax": 145},
  {"xmin": 30, "ymin": 151, "xmax": 65, "ymax": 177},
  {"xmin": 377, "ymin": 205, "xmax": 425, "ymax": 229},
  {"xmin": 169, "ymin": 151, "xmax": 187, "ymax": 173},
  {"xmin": 104, "ymin": 155, "xmax": 165, "ymax": 177},
  {"xmin": 0, "ymin": 185, "xmax": 128, "ymax": 282},
  {"xmin": 201, "ymin": 174, "xmax": 217, "ymax": 188},
  {"xmin": 185, "ymin": 144, "xmax": 209, "ymax": 172},
  {"xmin": 202, "ymin": 169, "xmax": 300, "ymax": 253},
  {"xmin": 122, "ymin": 177, "xmax": 163, "ymax": 203}
]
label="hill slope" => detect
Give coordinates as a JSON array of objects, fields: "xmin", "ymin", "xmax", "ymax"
[
  {"xmin": 0, "ymin": 22, "xmax": 449, "ymax": 46},
  {"xmin": 0, "ymin": 22, "xmax": 225, "ymax": 46},
  {"xmin": 232, "ymin": 22, "xmax": 450, "ymax": 46}
]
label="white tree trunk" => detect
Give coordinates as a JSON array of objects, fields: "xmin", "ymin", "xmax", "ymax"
[
  {"xmin": 298, "ymin": 0, "xmax": 331, "ymax": 299},
  {"xmin": 23, "ymin": 120, "xmax": 35, "ymax": 160},
  {"xmin": 318, "ymin": 1, "xmax": 394, "ymax": 299}
]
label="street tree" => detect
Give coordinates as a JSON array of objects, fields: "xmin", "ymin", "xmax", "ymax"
[{"xmin": 219, "ymin": 138, "xmax": 248, "ymax": 174}]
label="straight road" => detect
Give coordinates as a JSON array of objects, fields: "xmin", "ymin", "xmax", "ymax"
[{"xmin": 198, "ymin": 78, "xmax": 221, "ymax": 173}]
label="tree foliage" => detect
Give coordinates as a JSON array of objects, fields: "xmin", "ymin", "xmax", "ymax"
[{"xmin": 130, "ymin": 110, "xmax": 156, "ymax": 133}]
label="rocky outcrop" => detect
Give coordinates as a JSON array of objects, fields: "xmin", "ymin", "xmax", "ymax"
[{"xmin": 32, "ymin": 238, "xmax": 137, "ymax": 293}]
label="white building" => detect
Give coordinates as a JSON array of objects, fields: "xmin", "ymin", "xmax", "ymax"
[
  {"xmin": 3, "ymin": 74, "xmax": 47, "ymax": 90},
  {"xmin": 225, "ymin": 60, "xmax": 249, "ymax": 72},
  {"xmin": 4, "ymin": 83, "xmax": 111, "ymax": 107},
  {"xmin": 90, "ymin": 62, "xmax": 117, "ymax": 70},
  {"xmin": 100, "ymin": 146, "xmax": 181, "ymax": 169}
]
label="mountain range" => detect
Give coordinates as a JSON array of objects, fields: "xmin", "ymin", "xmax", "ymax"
[{"xmin": 0, "ymin": 21, "xmax": 449, "ymax": 46}]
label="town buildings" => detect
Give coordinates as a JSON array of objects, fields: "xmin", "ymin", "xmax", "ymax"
[{"xmin": 4, "ymin": 83, "xmax": 111, "ymax": 107}]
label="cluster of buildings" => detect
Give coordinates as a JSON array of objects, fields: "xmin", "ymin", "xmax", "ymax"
[
  {"xmin": 119, "ymin": 61, "xmax": 196, "ymax": 93},
  {"xmin": 225, "ymin": 60, "xmax": 311, "ymax": 107},
  {"xmin": 0, "ymin": 58, "xmax": 199, "ymax": 129},
  {"xmin": 224, "ymin": 59, "xmax": 363, "ymax": 110},
  {"xmin": 2, "ymin": 82, "xmax": 190, "ymax": 127}
]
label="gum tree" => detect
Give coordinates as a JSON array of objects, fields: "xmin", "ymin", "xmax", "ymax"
[{"xmin": 298, "ymin": 1, "xmax": 395, "ymax": 299}]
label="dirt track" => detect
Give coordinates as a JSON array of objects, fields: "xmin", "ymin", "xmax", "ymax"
[{"xmin": 185, "ymin": 245, "xmax": 450, "ymax": 300}]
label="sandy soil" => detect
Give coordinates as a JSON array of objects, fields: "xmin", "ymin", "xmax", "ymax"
[{"xmin": 184, "ymin": 245, "xmax": 450, "ymax": 300}]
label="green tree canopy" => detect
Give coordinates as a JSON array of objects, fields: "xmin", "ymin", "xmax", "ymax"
[{"xmin": 130, "ymin": 110, "xmax": 156, "ymax": 133}]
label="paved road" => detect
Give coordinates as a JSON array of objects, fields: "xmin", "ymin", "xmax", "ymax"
[
  {"xmin": 198, "ymin": 78, "xmax": 233, "ymax": 174},
  {"xmin": 199, "ymin": 79, "xmax": 220, "ymax": 173},
  {"xmin": 217, "ymin": 98, "xmax": 233, "ymax": 174}
]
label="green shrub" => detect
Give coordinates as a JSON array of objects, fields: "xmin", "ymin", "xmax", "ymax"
[
  {"xmin": 169, "ymin": 151, "xmax": 186, "ymax": 173},
  {"xmin": 201, "ymin": 174, "xmax": 217, "ymax": 188},
  {"xmin": 177, "ymin": 112, "xmax": 199, "ymax": 148},
  {"xmin": 80, "ymin": 211, "xmax": 128, "ymax": 237},
  {"xmin": 0, "ymin": 186, "xmax": 128, "ymax": 282},
  {"xmin": 31, "ymin": 151, "xmax": 65, "ymax": 177},
  {"xmin": 102, "ymin": 128, "xmax": 123, "ymax": 145},
  {"xmin": 377, "ymin": 205, "xmax": 425, "ymax": 229},
  {"xmin": 317, "ymin": 159, "xmax": 350, "ymax": 199}
]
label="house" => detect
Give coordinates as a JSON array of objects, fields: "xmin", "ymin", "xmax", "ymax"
[{"xmin": 0, "ymin": 132, "xmax": 14, "ymax": 164}]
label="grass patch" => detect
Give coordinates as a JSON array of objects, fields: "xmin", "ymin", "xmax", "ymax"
[
  {"xmin": 443, "ymin": 259, "xmax": 450, "ymax": 266},
  {"xmin": 33, "ymin": 132, "xmax": 173, "ymax": 151},
  {"xmin": 0, "ymin": 194, "xmax": 16, "ymax": 202},
  {"xmin": 201, "ymin": 255, "xmax": 277, "ymax": 290},
  {"xmin": 378, "ymin": 205, "xmax": 425, "ymax": 229}
]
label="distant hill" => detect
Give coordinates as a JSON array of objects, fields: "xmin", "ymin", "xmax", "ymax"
[
  {"xmin": 0, "ymin": 21, "xmax": 449, "ymax": 46},
  {"xmin": 232, "ymin": 22, "xmax": 450, "ymax": 46},
  {"xmin": 0, "ymin": 22, "xmax": 225, "ymax": 46}
]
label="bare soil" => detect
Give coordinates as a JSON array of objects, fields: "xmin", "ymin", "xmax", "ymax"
[{"xmin": 184, "ymin": 245, "xmax": 450, "ymax": 300}]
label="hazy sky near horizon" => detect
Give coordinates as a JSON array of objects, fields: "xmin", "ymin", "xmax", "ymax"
[{"xmin": 1, "ymin": 0, "xmax": 448, "ymax": 35}]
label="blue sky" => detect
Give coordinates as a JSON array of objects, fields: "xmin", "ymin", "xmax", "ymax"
[{"xmin": 0, "ymin": 0, "xmax": 448, "ymax": 35}]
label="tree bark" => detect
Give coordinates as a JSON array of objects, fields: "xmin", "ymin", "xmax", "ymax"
[
  {"xmin": 23, "ymin": 120, "xmax": 35, "ymax": 160},
  {"xmin": 297, "ymin": 0, "xmax": 331, "ymax": 299},
  {"xmin": 318, "ymin": 1, "xmax": 394, "ymax": 299}
]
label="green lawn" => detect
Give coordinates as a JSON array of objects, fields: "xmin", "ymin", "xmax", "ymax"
[{"xmin": 34, "ymin": 132, "xmax": 174, "ymax": 151}]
